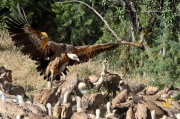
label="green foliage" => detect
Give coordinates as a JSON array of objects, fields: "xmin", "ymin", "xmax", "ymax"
[
  {"xmin": 178, "ymin": 3, "xmax": 180, "ymax": 11},
  {"xmin": 78, "ymin": 66, "xmax": 92, "ymax": 79},
  {"xmin": 1, "ymin": 0, "xmax": 104, "ymax": 45},
  {"xmin": 87, "ymin": 87, "xmax": 99, "ymax": 94},
  {"xmin": 143, "ymin": 40, "xmax": 180, "ymax": 86},
  {"xmin": 50, "ymin": 1, "xmax": 104, "ymax": 45},
  {"xmin": 173, "ymin": 92, "xmax": 180, "ymax": 101},
  {"xmin": 115, "ymin": 7, "xmax": 126, "ymax": 22},
  {"xmin": 95, "ymin": 0, "xmax": 180, "ymax": 89},
  {"xmin": 144, "ymin": 1, "xmax": 180, "ymax": 87},
  {"xmin": 87, "ymin": 85, "xmax": 107, "ymax": 94},
  {"xmin": 55, "ymin": 0, "xmax": 128, "ymax": 45}
]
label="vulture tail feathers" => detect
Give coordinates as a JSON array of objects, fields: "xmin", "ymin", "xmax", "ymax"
[
  {"xmin": 12, "ymin": 4, "xmax": 28, "ymax": 24},
  {"xmin": 35, "ymin": 59, "xmax": 50, "ymax": 76}
]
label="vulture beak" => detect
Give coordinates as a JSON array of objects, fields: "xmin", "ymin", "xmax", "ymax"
[{"xmin": 67, "ymin": 53, "xmax": 80, "ymax": 62}]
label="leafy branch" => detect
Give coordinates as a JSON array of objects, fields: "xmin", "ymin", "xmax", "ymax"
[{"xmin": 56, "ymin": 0, "xmax": 122, "ymax": 42}]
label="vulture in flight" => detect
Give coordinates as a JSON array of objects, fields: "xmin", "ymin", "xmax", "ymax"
[{"xmin": 5, "ymin": 5, "xmax": 135, "ymax": 87}]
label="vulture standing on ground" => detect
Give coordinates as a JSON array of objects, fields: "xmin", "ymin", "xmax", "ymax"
[{"xmin": 5, "ymin": 5, "xmax": 135, "ymax": 87}]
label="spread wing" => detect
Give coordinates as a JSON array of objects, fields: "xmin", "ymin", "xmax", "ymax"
[
  {"xmin": 68, "ymin": 42, "xmax": 119, "ymax": 65},
  {"xmin": 5, "ymin": 4, "xmax": 58, "ymax": 60}
]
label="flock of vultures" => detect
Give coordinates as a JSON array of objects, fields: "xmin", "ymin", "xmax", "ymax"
[
  {"xmin": 0, "ymin": 59, "xmax": 180, "ymax": 119},
  {"xmin": 0, "ymin": 4, "xmax": 180, "ymax": 119}
]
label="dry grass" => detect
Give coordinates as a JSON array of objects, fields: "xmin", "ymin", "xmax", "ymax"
[
  {"xmin": 0, "ymin": 31, "xmax": 149, "ymax": 100},
  {"xmin": 0, "ymin": 31, "xmax": 47, "ymax": 99}
]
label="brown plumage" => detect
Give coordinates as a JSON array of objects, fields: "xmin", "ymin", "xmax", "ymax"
[
  {"xmin": 53, "ymin": 101, "xmax": 61, "ymax": 118},
  {"xmin": 60, "ymin": 90, "xmax": 73, "ymax": 119},
  {"xmin": 101, "ymin": 59, "xmax": 122, "ymax": 99},
  {"xmin": 0, "ymin": 76, "xmax": 27, "ymax": 97},
  {"xmin": 126, "ymin": 107, "xmax": 135, "ymax": 119},
  {"xmin": 33, "ymin": 87, "xmax": 58, "ymax": 106},
  {"xmin": 17, "ymin": 95, "xmax": 47, "ymax": 115},
  {"xmin": 0, "ymin": 91, "xmax": 26, "ymax": 118},
  {"xmin": 143, "ymin": 101, "xmax": 165, "ymax": 118},
  {"xmin": 88, "ymin": 75, "xmax": 99, "ymax": 83},
  {"xmin": 153, "ymin": 100, "xmax": 180, "ymax": 118},
  {"xmin": 4, "ymin": 81, "xmax": 26, "ymax": 97},
  {"xmin": 135, "ymin": 103, "xmax": 149, "ymax": 119},
  {"xmin": 0, "ymin": 101, "xmax": 26, "ymax": 118},
  {"xmin": 5, "ymin": 5, "xmax": 136, "ymax": 85},
  {"xmin": 52, "ymin": 90, "xmax": 73, "ymax": 119},
  {"xmin": 81, "ymin": 93, "xmax": 104, "ymax": 113},
  {"xmin": 118, "ymin": 80, "xmax": 146, "ymax": 94},
  {"xmin": 0, "ymin": 66, "xmax": 12, "ymax": 83},
  {"xmin": 111, "ymin": 89, "xmax": 130, "ymax": 109},
  {"xmin": 114, "ymin": 99, "xmax": 135, "ymax": 110},
  {"xmin": 24, "ymin": 112, "xmax": 44, "ymax": 119},
  {"xmin": 56, "ymin": 73, "xmax": 79, "ymax": 103},
  {"xmin": 71, "ymin": 96, "xmax": 96, "ymax": 119},
  {"xmin": 33, "ymin": 80, "xmax": 65, "ymax": 106},
  {"xmin": 137, "ymin": 86, "xmax": 159, "ymax": 95},
  {"xmin": 105, "ymin": 102, "xmax": 118, "ymax": 119}
]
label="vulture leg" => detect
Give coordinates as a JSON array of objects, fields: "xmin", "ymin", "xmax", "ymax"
[
  {"xmin": 50, "ymin": 70, "xmax": 54, "ymax": 89},
  {"xmin": 47, "ymin": 81, "xmax": 52, "ymax": 89},
  {"xmin": 61, "ymin": 72, "xmax": 66, "ymax": 80}
]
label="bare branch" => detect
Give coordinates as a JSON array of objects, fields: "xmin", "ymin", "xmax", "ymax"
[
  {"xmin": 56, "ymin": 0, "xmax": 122, "ymax": 42},
  {"xmin": 128, "ymin": 0, "xmax": 142, "ymax": 33},
  {"xmin": 139, "ymin": 17, "xmax": 156, "ymax": 50},
  {"xmin": 139, "ymin": 17, "xmax": 156, "ymax": 43},
  {"xmin": 129, "ymin": 13, "xmax": 136, "ymax": 41}
]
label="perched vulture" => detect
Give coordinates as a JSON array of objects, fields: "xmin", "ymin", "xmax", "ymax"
[{"xmin": 5, "ymin": 5, "xmax": 136, "ymax": 85}]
